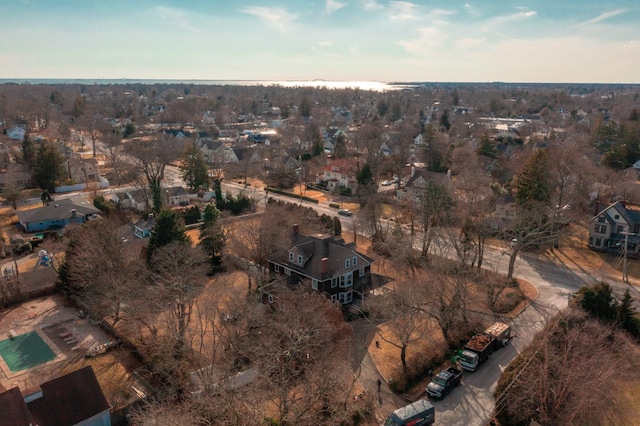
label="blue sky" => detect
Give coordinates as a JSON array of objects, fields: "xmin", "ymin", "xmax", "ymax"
[{"xmin": 1, "ymin": 0, "xmax": 639, "ymax": 83}]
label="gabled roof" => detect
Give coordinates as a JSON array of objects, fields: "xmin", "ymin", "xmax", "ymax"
[
  {"xmin": 594, "ymin": 200, "xmax": 640, "ymax": 226},
  {"xmin": 16, "ymin": 198, "xmax": 100, "ymax": 224},
  {"xmin": 166, "ymin": 186, "xmax": 188, "ymax": 197},
  {"xmin": 405, "ymin": 169, "xmax": 450, "ymax": 189},
  {"xmin": 278, "ymin": 231, "xmax": 373, "ymax": 280},
  {"xmin": 0, "ymin": 387, "xmax": 35, "ymax": 426},
  {"xmin": 27, "ymin": 366, "xmax": 110, "ymax": 426}
]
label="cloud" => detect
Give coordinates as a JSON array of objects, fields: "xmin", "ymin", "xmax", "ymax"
[
  {"xmin": 326, "ymin": 0, "xmax": 347, "ymax": 14},
  {"xmin": 241, "ymin": 6, "xmax": 298, "ymax": 32},
  {"xmin": 464, "ymin": 3, "xmax": 480, "ymax": 16},
  {"xmin": 577, "ymin": 9, "xmax": 627, "ymax": 27},
  {"xmin": 481, "ymin": 10, "xmax": 536, "ymax": 31},
  {"xmin": 389, "ymin": 1, "xmax": 419, "ymax": 21},
  {"xmin": 361, "ymin": 0, "xmax": 383, "ymax": 11},
  {"xmin": 398, "ymin": 27, "xmax": 448, "ymax": 54},
  {"xmin": 153, "ymin": 6, "xmax": 194, "ymax": 31}
]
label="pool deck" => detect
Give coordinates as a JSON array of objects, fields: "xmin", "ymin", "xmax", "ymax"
[{"xmin": 0, "ymin": 295, "xmax": 111, "ymax": 391}]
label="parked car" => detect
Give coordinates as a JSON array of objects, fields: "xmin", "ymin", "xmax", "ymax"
[
  {"xmin": 426, "ymin": 367, "xmax": 463, "ymax": 399},
  {"xmin": 381, "ymin": 180, "xmax": 392, "ymax": 186},
  {"xmin": 384, "ymin": 399, "xmax": 435, "ymax": 425},
  {"xmin": 338, "ymin": 209, "xmax": 353, "ymax": 217}
]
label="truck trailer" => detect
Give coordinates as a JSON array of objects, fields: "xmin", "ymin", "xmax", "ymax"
[{"xmin": 459, "ymin": 321, "xmax": 511, "ymax": 372}]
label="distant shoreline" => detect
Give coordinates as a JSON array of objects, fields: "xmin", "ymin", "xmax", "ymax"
[{"xmin": 0, "ymin": 79, "xmax": 638, "ymax": 91}]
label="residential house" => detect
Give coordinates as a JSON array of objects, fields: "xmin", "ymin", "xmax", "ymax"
[
  {"xmin": 268, "ymin": 225, "xmax": 374, "ymax": 304},
  {"xmin": 17, "ymin": 198, "xmax": 101, "ymax": 233},
  {"xmin": 165, "ymin": 186, "xmax": 191, "ymax": 206},
  {"xmin": 6, "ymin": 126, "xmax": 26, "ymax": 141},
  {"xmin": 316, "ymin": 158, "xmax": 359, "ymax": 194},
  {"xmin": 0, "ymin": 164, "xmax": 31, "ymax": 189},
  {"xmin": 111, "ymin": 189, "xmax": 149, "ymax": 211},
  {"xmin": 64, "ymin": 158, "xmax": 99, "ymax": 183},
  {"xmin": 396, "ymin": 166, "xmax": 452, "ymax": 202},
  {"xmin": 0, "ymin": 366, "xmax": 111, "ymax": 426},
  {"xmin": 486, "ymin": 194, "xmax": 517, "ymax": 231},
  {"xmin": 322, "ymin": 128, "xmax": 346, "ymax": 154},
  {"xmin": 588, "ymin": 201, "xmax": 640, "ymax": 254},
  {"xmin": 133, "ymin": 216, "xmax": 155, "ymax": 238},
  {"xmin": 200, "ymin": 140, "xmax": 239, "ymax": 165}
]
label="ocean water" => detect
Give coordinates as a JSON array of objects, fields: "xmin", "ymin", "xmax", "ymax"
[{"xmin": 0, "ymin": 78, "xmax": 413, "ymax": 92}]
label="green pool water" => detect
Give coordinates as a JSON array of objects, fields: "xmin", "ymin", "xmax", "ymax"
[{"xmin": 0, "ymin": 331, "xmax": 56, "ymax": 372}]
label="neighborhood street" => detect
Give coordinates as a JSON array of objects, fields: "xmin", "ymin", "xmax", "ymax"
[
  {"xmin": 227, "ymin": 182, "xmax": 639, "ymax": 425},
  {"xmin": 7, "ymin": 177, "xmax": 637, "ymax": 425}
]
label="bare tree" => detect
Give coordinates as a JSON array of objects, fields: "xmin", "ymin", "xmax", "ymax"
[
  {"xmin": 370, "ymin": 278, "xmax": 432, "ymax": 375},
  {"xmin": 64, "ymin": 219, "xmax": 146, "ymax": 325},
  {"xmin": 129, "ymin": 135, "xmax": 183, "ymax": 212},
  {"xmin": 495, "ymin": 308, "xmax": 640, "ymax": 426},
  {"xmin": 149, "ymin": 242, "xmax": 208, "ymax": 348}
]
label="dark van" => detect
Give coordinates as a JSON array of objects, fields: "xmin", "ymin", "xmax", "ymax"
[{"xmin": 384, "ymin": 399, "xmax": 435, "ymax": 425}]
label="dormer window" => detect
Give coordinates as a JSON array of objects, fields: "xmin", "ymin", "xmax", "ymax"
[
  {"xmin": 345, "ymin": 258, "xmax": 350, "ymax": 269},
  {"xmin": 289, "ymin": 252, "xmax": 294, "ymax": 262},
  {"xmin": 298, "ymin": 255, "xmax": 303, "ymax": 265}
]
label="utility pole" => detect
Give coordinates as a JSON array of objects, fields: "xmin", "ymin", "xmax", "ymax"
[{"xmin": 623, "ymin": 226, "xmax": 630, "ymax": 283}]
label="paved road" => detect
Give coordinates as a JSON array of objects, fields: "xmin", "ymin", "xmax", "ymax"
[{"xmin": 224, "ymin": 188, "xmax": 639, "ymax": 425}]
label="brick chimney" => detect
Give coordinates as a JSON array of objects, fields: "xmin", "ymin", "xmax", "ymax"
[
  {"xmin": 321, "ymin": 257, "xmax": 329, "ymax": 275},
  {"xmin": 293, "ymin": 224, "xmax": 299, "ymax": 235}
]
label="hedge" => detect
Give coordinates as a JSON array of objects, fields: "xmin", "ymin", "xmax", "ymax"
[{"xmin": 266, "ymin": 187, "xmax": 319, "ymax": 204}]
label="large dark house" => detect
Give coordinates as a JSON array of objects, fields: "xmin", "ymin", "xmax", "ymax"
[{"xmin": 268, "ymin": 225, "xmax": 374, "ymax": 305}]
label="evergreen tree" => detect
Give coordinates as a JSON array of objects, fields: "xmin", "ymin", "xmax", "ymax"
[
  {"xmin": 333, "ymin": 216, "xmax": 342, "ymax": 236},
  {"xmin": 477, "ymin": 134, "xmax": 498, "ymax": 158},
  {"xmin": 299, "ymin": 96, "xmax": 312, "ymax": 119},
  {"xmin": 180, "ymin": 141, "xmax": 209, "ymax": 191},
  {"xmin": 576, "ymin": 282, "xmax": 617, "ymax": 323},
  {"xmin": 514, "ymin": 149, "xmax": 550, "ymax": 206},
  {"xmin": 146, "ymin": 210, "xmax": 189, "ymax": 263},
  {"xmin": 440, "ymin": 109, "xmax": 451, "ymax": 132},
  {"xmin": 21, "ymin": 135, "xmax": 35, "ymax": 169},
  {"xmin": 333, "ymin": 133, "xmax": 347, "ymax": 158},
  {"xmin": 33, "ymin": 142, "xmax": 66, "ymax": 193},
  {"xmin": 199, "ymin": 204, "xmax": 225, "ymax": 274}
]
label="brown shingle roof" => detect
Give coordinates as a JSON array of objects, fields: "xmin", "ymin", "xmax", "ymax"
[
  {"xmin": 0, "ymin": 387, "xmax": 34, "ymax": 426},
  {"xmin": 27, "ymin": 366, "xmax": 110, "ymax": 426}
]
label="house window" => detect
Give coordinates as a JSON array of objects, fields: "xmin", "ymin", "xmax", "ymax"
[
  {"xmin": 340, "ymin": 273, "xmax": 353, "ymax": 287},
  {"xmin": 597, "ymin": 216, "xmax": 605, "ymax": 223},
  {"xmin": 615, "ymin": 214, "xmax": 620, "ymax": 220},
  {"xmin": 298, "ymin": 255, "xmax": 303, "ymax": 265},
  {"xmin": 289, "ymin": 252, "xmax": 294, "ymax": 262},
  {"xmin": 268, "ymin": 294, "xmax": 274, "ymax": 303},
  {"xmin": 339, "ymin": 291, "xmax": 353, "ymax": 304},
  {"xmin": 359, "ymin": 267, "xmax": 365, "ymax": 277},
  {"xmin": 594, "ymin": 224, "xmax": 607, "ymax": 234},
  {"xmin": 284, "ymin": 268, "xmax": 291, "ymax": 275},
  {"xmin": 331, "ymin": 278, "xmax": 337, "ymax": 288},
  {"xmin": 312, "ymin": 279, "xmax": 318, "ymax": 290},
  {"xmin": 331, "ymin": 294, "xmax": 338, "ymax": 303},
  {"xmin": 595, "ymin": 237, "xmax": 602, "ymax": 247},
  {"xmin": 345, "ymin": 258, "xmax": 350, "ymax": 269},
  {"xmin": 617, "ymin": 225, "xmax": 624, "ymax": 233},
  {"xmin": 353, "ymin": 256, "xmax": 357, "ymax": 266},
  {"xmin": 274, "ymin": 264, "xmax": 280, "ymax": 273}
]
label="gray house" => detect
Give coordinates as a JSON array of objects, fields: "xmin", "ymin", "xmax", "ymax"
[
  {"xmin": 17, "ymin": 198, "xmax": 101, "ymax": 233},
  {"xmin": 588, "ymin": 200, "xmax": 640, "ymax": 254},
  {"xmin": 268, "ymin": 225, "xmax": 373, "ymax": 305}
]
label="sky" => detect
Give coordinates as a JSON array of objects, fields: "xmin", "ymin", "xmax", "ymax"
[{"xmin": 1, "ymin": 0, "xmax": 639, "ymax": 83}]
